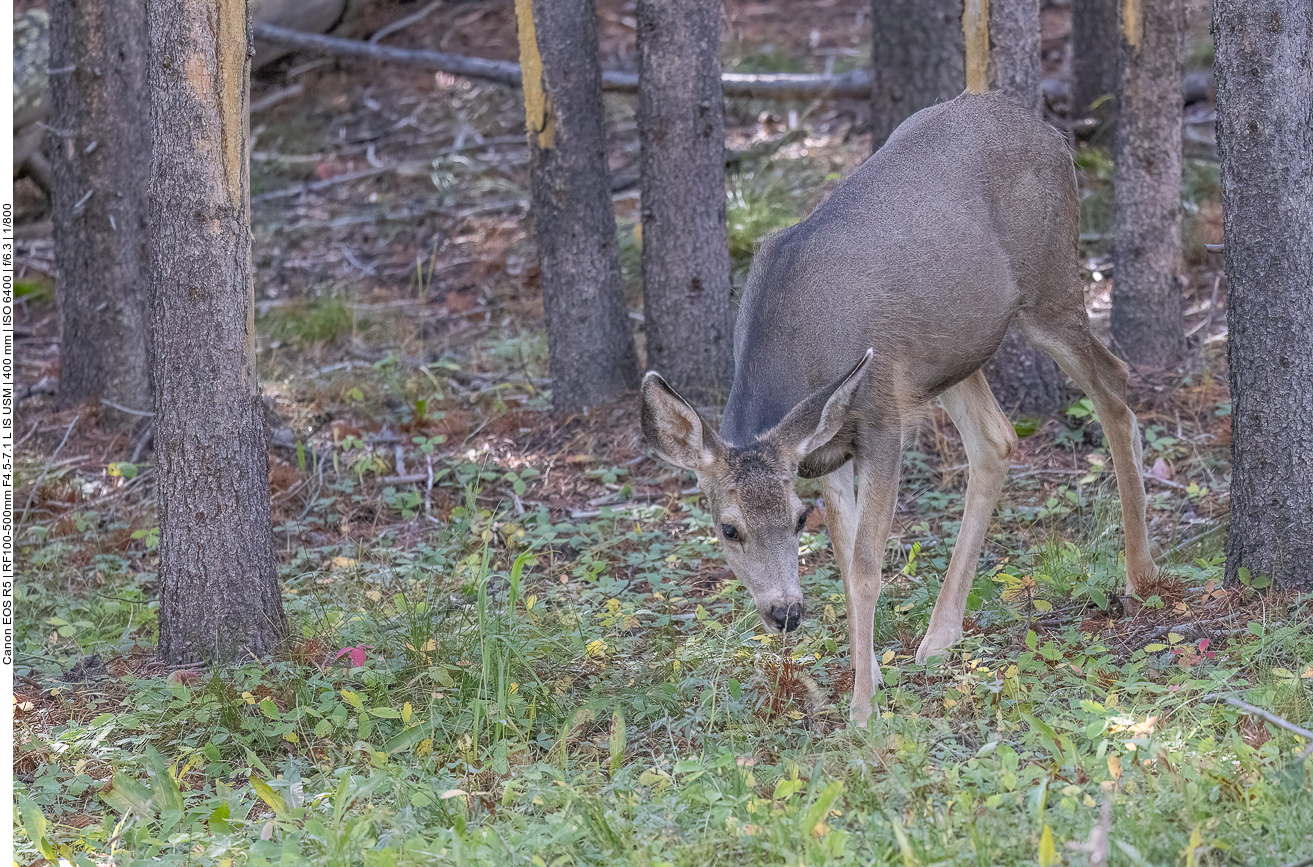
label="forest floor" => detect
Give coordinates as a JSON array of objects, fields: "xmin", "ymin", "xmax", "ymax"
[{"xmin": 11, "ymin": 1, "xmax": 1312, "ymax": 865}]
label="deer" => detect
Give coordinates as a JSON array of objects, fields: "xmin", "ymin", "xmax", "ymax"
[{"xmin": 641, "ymin": 91, "xmax": 1158, "ymax": 726}]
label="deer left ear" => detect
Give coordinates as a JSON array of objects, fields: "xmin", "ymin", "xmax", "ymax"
[
  {"xmin": 641, "ymin": 371, "xmax": 723, "ymax": 471},
  {"xmin": 775, "ymin": 349, "xmax": 873, "ymax": 460}
]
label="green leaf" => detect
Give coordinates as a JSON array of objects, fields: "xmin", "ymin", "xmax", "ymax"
[
  {"xmin": 144, "ymin": 746, "xmax": 183, "ymax": 814},
  {"xmin": 383, "ymin": 720, "xmax": 436, "ymax": 754},
  {"xmin": 368, "ymin": 706, "xmax": 402, "ymax": 719},
  {"xmin": 100, "ymin": 771, "xmax": 157, "ymax": 819},
  {"xmin": 608, "ymin": 708, "xmax": 626, "ymax": 776},
  {"xmin": 800, "ymin": 780, "xmax": 843, "ymax": 837},
  {"xmin": 19, "ymin": 796, "xmax": 57, "ymax": 860}
]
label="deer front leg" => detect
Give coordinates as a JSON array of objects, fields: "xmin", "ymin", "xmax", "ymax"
[
  {"xmin": 918, "ymin": 371, "xmax": 1017, "ymax": 663},
  {"xmin": 819, "ymin": 462, "xmax": 857, "ymax": 629},
  {"xmin": 846, "ymin": 434, "xmax": 902, "ymax": 726}
]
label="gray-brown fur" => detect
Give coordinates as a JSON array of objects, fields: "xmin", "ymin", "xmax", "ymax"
[{"xmin": 643, "ymin": 91, "xmax": 1157, "ymax": 725}]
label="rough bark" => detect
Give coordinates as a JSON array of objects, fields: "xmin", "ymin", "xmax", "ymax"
[
  {"xmin": 1071, "ymin": 0, "xmax": 1120, "ymax": 118},
  {"xmin": 47, "ymin": 0, "xmax": 153, "ymax": 424},
  {"xmin": 148, "ymin": 0, "xmax": 286, "ymax": 662},
  {"xmin": 636, "ymin": 0, "xmax": 733, "ymax": 405},
  {"xmin": 1111, "ymin": 0, "xmax": 1185, "ymax": 371},
  {"xmin": 988, "ymin": 0, "xmax": 1041, "ymax": 114},
  {"xmin": 1215, "ymin": 0, "xmax": 1313, "ymax": 590},
  {"xmin": 976, "ymin": 0, "xmax": 1073, "ymax": 415},
  {"xmin": 516, "ymin": 0, "xmax": 640, "ymax": 410},
  {"xmin": 870, "ymin": 0, "xmax": 965, "ymax": 150}
]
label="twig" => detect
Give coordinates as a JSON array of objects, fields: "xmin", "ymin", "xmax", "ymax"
[
  {"xmin": 130, "ymin": 422, "xmax": 154, "ymax": 464},
  {"xmin": 1200, "ymin": 694, "xmax": 1313, "ymax": 746},
  {"xmin": 369, "ymin": 0, "xmax": 442, "ymax": 44},
  {"xmin": 253, "ymin": 23, "xmax": 873, "ymax": 99},
  {"xmin": 16, "ymin": 418, "xmax": 41, "ymax": 448},
  {"xmin": 251, "ymin": 166, "xmax": 390, "ymax": 204},
  {"xmin": 100, "ymin": 398, "xmax": 154, "ymax": 417},
  {"xmin": 251, "ymin": 83, "xmax": 305, "ymax": 114},
  {"xmin": 19, "ymin": 414, "xmax": 80, "ymax": 527}
]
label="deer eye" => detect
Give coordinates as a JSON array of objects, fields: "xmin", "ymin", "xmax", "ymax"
[
  {"xmin": 721, "ymin": 523, "xmax": 741, "ymax": 542},
  {"xmin": 795, "ymin": 511, "xmax": 809, "ymax": 534}
]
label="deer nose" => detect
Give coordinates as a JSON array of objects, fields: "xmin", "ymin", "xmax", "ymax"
[{"xmin": 771, "ymin": 603, "xmax": 804, "ymax": 632}]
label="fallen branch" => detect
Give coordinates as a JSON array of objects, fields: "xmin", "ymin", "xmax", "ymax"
[
  {"xmin": 1200, "ymin": 693, "xmax": 1313, "ymax": 757},
  {"xmin": 252, "ymin": 23, "xmax": 872, "ymax": 100}
]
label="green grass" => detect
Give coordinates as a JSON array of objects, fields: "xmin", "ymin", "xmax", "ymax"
[
  {"xmin": 14, "ymin": 446, "xmax": 1313, "ymax": 865},
  {"xmin": 260, "ymin": 296, "xmax": 354, "ymax": 347}
]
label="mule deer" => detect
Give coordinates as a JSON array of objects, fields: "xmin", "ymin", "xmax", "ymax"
[{"xmin": 641, "ymin": 92, "xmax": 1157, "ymax": 726}]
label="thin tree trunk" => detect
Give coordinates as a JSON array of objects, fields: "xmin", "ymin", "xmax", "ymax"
[
  {"xmin": 976, "ymin": 0, "xmax": 1074, "ymax": 415},
  {"xmin": 1111, "ymin": 0, "xmax": 1185, "ymax": 371},
  {"xmin": 636, "ymin": 0, "xmax": 733, "ymax": 405},
  {"xmin": 1071, "ymin": 0, "xmax": 1120, "ymax": 120},
  {"xmin": 870, "ymin": 0, "xmax": 964, "ymax": 150},
  {"xmin": 148, "ymin": 0, "xmax": 286, "ymax": 663},
  {"xmin": 47, "ymin": 0, "xmax": 152, "ymax": 424},
  {"xmin": 1216, "ymin": 0, "xmax": 1313, "ymax": 590},
  {"xmin": 516, "ymin": 0, "xmax": 639, "ymax": 411}
]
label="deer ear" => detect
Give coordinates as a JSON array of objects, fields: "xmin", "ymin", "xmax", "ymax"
[
  {"xmin": 777, "ymin": 349, "xmax": 873, "ymax": 460},
  {"xmin": 641, "ymin": 372, "xmax": 721, "ymax": 471}
]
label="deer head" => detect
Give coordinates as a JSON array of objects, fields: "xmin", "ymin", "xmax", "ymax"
[{"xmin": 641, "ymin": 350, "xmax": 872, "ymax": 632}]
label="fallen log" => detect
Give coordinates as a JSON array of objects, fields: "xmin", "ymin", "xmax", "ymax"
[{"xmin": 252, "ymin": 22, "xmax": 874, "ymax": 100}]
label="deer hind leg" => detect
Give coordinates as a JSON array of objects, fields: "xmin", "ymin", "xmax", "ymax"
[
  {"xmin": 845, "ymin": 430, "xmax": 903, "ymax": 727},
  {"xmin": 1019, "ymin": 313, "xmax": 1158, "ymax": 595},
  {"xmin": 917, "ymin": 370, "xmax": 1018, "ymax": 664}
]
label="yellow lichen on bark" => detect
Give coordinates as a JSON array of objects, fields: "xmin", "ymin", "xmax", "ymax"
[
  {"xmin": 514, "ymin": 0, "xmax": 554, "ymax": 149},
  {"xmin": 963, "ymin": 0, "xmax": 990, "ymax": 93},
  {"xmin": 216, "ymin": 0, "xmax": 250, "ymax": 209},
  {"xmin": 1121, "ymin": 0, "xmax": 1142, "ymax": 49}
]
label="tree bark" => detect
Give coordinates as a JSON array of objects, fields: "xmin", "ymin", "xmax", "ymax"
[
  {"xmin": 148, "ymin": 0, "xmax": 286, "ymax": 663},
  {"xmin": 975, "ymin": 0, "xmax": 1074, "ymax": 415},
  {"xmin": 636, "ymin": 0, "xmax": 733, "ymax": 405},
  {"xmin": 870, "ymin": 0, "xmax": 965, "ymax": 150},
  {"xmin": 516, "ymin": 0, "xmax": 640, "ymax": 411},
  {"xmin": 988, "ymin": 0, "xmax": 1041, "ymax": 114},
  {"xmin": 47, "ymin": 0, "xmax": 153, "ymax": 424},
  {"xmin": 1111, "ymin": 0, "xmax": 1185, "ymax": 371},
  {"xmin": 1215, "ymin": 0, "xmax": 1313, "ymax": 590},
  {"xmin": 1071, "ymin": 0, "xmax": 1120, "ymax": 119}
]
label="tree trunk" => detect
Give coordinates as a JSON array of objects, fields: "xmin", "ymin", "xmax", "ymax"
[
  {"xmin": 1111, "ymin": 0, "xmax": 1185, "ymax": 371},
  {"xmin": 975, "ymin": 0, "xmax": 1074, "ymax": 415},
  {"xmin": 47, "ymin": 0, "xmax": 152, "ymax": 424},
  {"xmin": 516, "ymin": 0, "xmax": 640, "ymax": 411},
  {"xmin": 636, "ymin": 0, "xmax": 733, "ymax": 405},
  {"xmin": 148, "ymin": 0, "xmax": 286, "ymax": 663},
  {"xmin": 987, "ymin": 0, "xmax": 1040, "ymax": 114},
  {"xmin": 1215, "ymin": 0, "xmax": 1313, "ymax": 590},
  {"xmin": 870, "ymin": 0, "xmax": 964, "ymax": 150},
  {"xmin": 1071, "ymin": 0, "xmax": 1120, "ymax": 119}
]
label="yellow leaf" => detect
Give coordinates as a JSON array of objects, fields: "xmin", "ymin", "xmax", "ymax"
[
  {"xmin": 1185, "ymin": 823, "xmax": 1203, "ymax": 867},
  {"xmin": 1032, "ymin": 599, "xmax": 1054, "ymax": 613},
  {"xmin": 402, "ymin": 702, "xmax": 413, "ymax": 725},
  {"xmin": 1301, "ymin": 666, "xmax": 1313, "ymax": 679},
  {"xmin": 882, "ymin": 649, "xmax": 896, "ymax": 665},
  {"xmin": 439, "ymin": 789, "xmax": 466, "ymax": 800},
  {"xmin": 330, "ymin": 557, "xmax": 357, "ymax": 570},
  {"xmin": 1144, "ymin": 643, "xmax": 1168, "ymax": 652},
  {"xmin": 1271, "ymin": 667, "xmax": 1294, "ymax": 679},
  {"xmin": 1107, "ymin": 754, "xmax": 1122, "ymax": 780},
  {"xmin": 1168, "ymin": 633, "xmax": 1185, "ymax": 645},
  {"xmin": 1038, "ymin": 825, "xmax": 1056, "ymax": 867},
  {"xmin": 283, "ymin": 731, "xmax": 299, "ymax": 744}
]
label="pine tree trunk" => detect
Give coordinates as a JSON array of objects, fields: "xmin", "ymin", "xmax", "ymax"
[
  {"xmin": 1215, "ymin": 0, "xmax": 1313, "ymax": 590},
  {"xmin": 636, "ymin": 0, "xmax": 733, "ymax": 405},
  {"xmin": 870, "ymin": 0, "xmax": 965, "ymax": 150},
  {"xmin": 979, "ymin": 0, "xmax": 1074, "ymax": 416},
  {"xmin": 988, "ymin": 0, "xmax": 1040, "ymax": 113},
  {"xmin": 1071, "ymin": 0, "xmax": 1120, "ymax": 119},
  {"xmin": 47, "ymin": 0, "xmax": 152, "ymax": 424},
  {"xmin": 516, "ymin": 0, "xmax": 640, "ymax": 411},
  {"xmin": 1110, "ymin": 0, "xmax": 1185, "ymax": 371},
  {"xmin": 148, "ymin": 0, "xmax": 286, "ymax": 663}
]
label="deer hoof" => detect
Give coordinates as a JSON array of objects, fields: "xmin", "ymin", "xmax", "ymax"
[{"xmin": 914, "ymin": 628, "xmax": 961, "ymax": 665}]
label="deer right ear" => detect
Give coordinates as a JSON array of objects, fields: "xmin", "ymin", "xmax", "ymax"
[{"xmin": 641, "ymin": 372, "xmax": 719, "ymax": 471}]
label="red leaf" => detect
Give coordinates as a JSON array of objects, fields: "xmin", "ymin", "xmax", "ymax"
[{"xmin": 336, "ymin": 644, "xmax": 373, "ymax": 667}]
